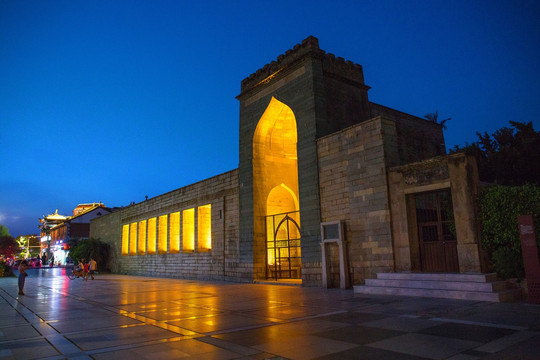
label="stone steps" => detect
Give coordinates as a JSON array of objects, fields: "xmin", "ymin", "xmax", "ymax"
[{"xmin": 353, "ymin": 272, "xmax": 521, "ymax": 302}]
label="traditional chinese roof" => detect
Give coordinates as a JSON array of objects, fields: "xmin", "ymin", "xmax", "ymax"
[{"xmin": 44, "ymin": 209, "xmax": 69, "ymax": 221}]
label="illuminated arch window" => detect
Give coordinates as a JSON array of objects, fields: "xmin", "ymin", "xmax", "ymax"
[
  {"xmin": 198, "ymin": 204, "xmax": 211, "ymax": 251},
  {"xmin": 129, "ymin": 222, "xmax": 137, "ymax": 256},
  {"xmin": 138, "ymin": 220, "xmax": 147, "ymax": 255},
  {"xmin": 121, "ymin": 224, "xmax": 129, "ymax": 256},
  {"xmin": 169, "ymin": 212, "xmax": 180, "ymax": 253},
  {"xmin": 147, "ymin": 217, "xmax": 157, "ymax": 255},
  {"xmin": 182, "ymin": 208, "xmax": 195, "ymax": 252},
  {"xmin": 158, "ymin": 215, "xmax": 168, "ymax": 254}
]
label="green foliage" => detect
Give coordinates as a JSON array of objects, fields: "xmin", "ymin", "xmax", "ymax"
[
  {"xmin": 0, "ymin": 235, "xmax": 20, "ymax": 258},
  {"xmin": 452, "ymin": 121, "xmax": 540, "ymax": 185},
  {"xmin": 15, "ymin": 236, "xmax": 41, "ymax": 258},
  {"xmin": 0, "ymin": 225, "xmax": 10, "ymax": 237},
  {"xmin": 68, "ymin": 238, "xmax": 110, "ymax": 270},
  {"xmin": 479, "ymin": 184, "xmax": 540, "ymax": 279}
]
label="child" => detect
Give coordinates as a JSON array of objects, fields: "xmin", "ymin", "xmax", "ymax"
[{"xmin": 83, "ymin": 261, "xmax": 90, "ymax": 281}]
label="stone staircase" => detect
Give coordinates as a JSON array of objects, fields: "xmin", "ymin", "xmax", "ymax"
[{"xmin": 353, "ymin": 272, "xmax": 522, "ymax": 302}]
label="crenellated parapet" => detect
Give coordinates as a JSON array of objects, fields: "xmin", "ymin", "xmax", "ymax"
[
  {"xmin": 322, "ymin": 52, "xmax": 365, "ymax": 85},
  {"xmin": 240, "ymin": 36, "xmax": 366, "ymax": 93}
]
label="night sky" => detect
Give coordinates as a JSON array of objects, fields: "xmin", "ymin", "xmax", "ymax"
[{"xmin": 1, "ymin": 0, "xmax": 539, "ymax": 237}]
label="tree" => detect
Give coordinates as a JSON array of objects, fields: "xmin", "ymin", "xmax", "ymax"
[
  {"xmin": 15, "ymin": 236, "xmax": 40, "ymax": 258},
  {"xmin": 0, "ymin": 225, "xmax": 10, "ymax": 237},
  {"xmin": 424, "ymin": 110, "xmax": 451, "ymax": 130},
  {"xmin": 68, "ymin": 238, "xmax": 110, "ymax": 271},
  {"xmin": 0, "ymin": 235, "xmax": 20, "ymax": 258},
  {"xmin": 451, "ymin": 121, "xmax": 540, "ymax": 185}
]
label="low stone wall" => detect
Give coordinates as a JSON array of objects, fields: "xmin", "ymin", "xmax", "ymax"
[{"xmin": 90, "ymin": 169, "xmax": 242, "ymax": 281}]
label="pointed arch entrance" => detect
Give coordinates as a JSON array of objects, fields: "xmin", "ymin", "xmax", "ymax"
[{"xmin": 253, "ymin": 97, "xmax": 301, "ymax": 280}]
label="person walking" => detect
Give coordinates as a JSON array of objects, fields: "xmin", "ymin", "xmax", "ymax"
[
  {"xmin": 77, "ymin": 259, "xmax": 85, "ymax": 278},
  {"xmin": 18, "ymin": 260, "xmax": 28, "ymax": 295},
  {"xmin": 89, "ymin": 258, "xmax": 97, "ymax": 280},
  {"xmin": 83, "ymin": 261, "xmax": 90, "ymax": 281}
]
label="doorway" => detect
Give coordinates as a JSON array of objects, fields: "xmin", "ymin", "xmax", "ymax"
[
  {"xmin": 253, "ymin": 97, "xmax": 301, "ymax": 280},
  {"xmin": 415, "ymin": 190, "xmax": 459, "ymax": 272}
]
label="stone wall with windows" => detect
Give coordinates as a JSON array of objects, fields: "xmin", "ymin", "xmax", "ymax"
[{"xmin": 90, "ymin": 169, "xmax": 241, "ymax": 281}]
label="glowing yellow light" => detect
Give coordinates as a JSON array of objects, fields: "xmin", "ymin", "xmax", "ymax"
[
  {"xmin": 158, "ymin": 215, "xmax": 168, "ymax": 254},
  {"xmin": 253, "ymin": 97, "xmax": 301, "ymax": 267},
  {"xmin": 147, "ymin": 217, "xmax": 157, "ymax": 255},
  {"xmin": 138, "ymin": 220, "xmax": 147, "ymax": 255},
  {"xmin": 169, "ymin": 212, "xmax": 180, "ymax": 253},
  {"xmin": 129, "ymin": 222, "xmax": 137, "ymax": 256},
  {"xmin": 182, "ymin": 208, "xmax": 194, "ymax": 251},
  {"xmin": 198, "ymin": 204, "xmax": 211, "ymax": 251},
  {"xmin": 121, "ymin": 224, "xmax": 129, "ymax": 255}
]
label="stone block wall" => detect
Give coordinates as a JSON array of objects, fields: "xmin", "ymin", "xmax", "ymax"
[
  {"xmin": 90, "ymin": 169, "xmax": 242, "ymax": 281},
  {"xmin": 317, "ymin": 116, "xmax": 396, "ymax": 285},
  {"xmin": 370, "ymin": 102, "xmax": 445, "ymax": 165}
]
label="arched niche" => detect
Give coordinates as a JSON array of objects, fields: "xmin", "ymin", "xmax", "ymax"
[{"xmin": 253, "ymin": 97, "xmax": 301, "ymax": 279}]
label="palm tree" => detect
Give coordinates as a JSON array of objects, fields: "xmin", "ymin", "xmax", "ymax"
[{"xmin": 424, "ymin": 111, "xmax": 451, "ymax": 130}]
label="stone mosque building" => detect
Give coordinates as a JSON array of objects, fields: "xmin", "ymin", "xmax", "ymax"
[{"xmin": 91, "ymin": 36, "xmax": 487, "ymax": 290}]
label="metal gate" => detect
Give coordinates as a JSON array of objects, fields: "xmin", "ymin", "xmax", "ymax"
[{"xmin": 265, "ymin": 211, "xmax": 301, "ymax": 280}]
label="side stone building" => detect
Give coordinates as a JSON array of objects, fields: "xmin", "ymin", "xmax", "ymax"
[{"xmin": 91, "ymin": 36, "xmax": 486, "ymax": 287}]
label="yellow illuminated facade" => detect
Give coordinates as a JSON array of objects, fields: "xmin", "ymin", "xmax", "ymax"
[
  {"xmin": 147, "ymin": 217, "xmax": 157, "ymax": 255},
  {"xmin": 169, "ymin": 212, "xmax": 180, "ymax": 253},
  {"xmin": 138, "ymin": 220, "xmax": 147, "ymax": 255},
  {"xmin": 121, "ymin": 224, "xmax": 129, "ymax": 255},
  {"xmin": 158, "ymin": 215, "xmax": 168, "ymax": 254},
  {"xmin": 253, "ymin": 97, "xmax": 301, "ymax": 277},
  {"xmin": 183, "ymin": 208, "xmax": 195, "ymax": 251},
  {"xmin": 121, "ymin": 205, "xmax": 211, "ymax": 257},
  {"xmin": 198, "ymin": 204, "xmax": 211, "ymax": 250},
  {"xmin": 129, "ymin": 222, "xmax": 137, "ymax": 256}
]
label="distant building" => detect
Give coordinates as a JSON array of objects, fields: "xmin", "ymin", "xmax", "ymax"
[
  {"xmin": 91, "ymin": 37, "xmax": 486, "ymax": 288},
  {"xmin": 40, "ymin": 203, "xmax": 111, "ymax": 264},
  {"xmin": 39, "ymin": 209, "xmax": 69, "ymax": 258}
]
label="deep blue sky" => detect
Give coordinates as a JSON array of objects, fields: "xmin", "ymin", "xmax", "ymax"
[{"xmin": 1, "ymin": 1, "xmax": 539, "ymax": 237}]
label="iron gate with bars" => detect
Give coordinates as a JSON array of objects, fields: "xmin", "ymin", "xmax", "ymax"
[{"xmin": 265, "ymin": 211, "xmax": 301, "ymax": 280}]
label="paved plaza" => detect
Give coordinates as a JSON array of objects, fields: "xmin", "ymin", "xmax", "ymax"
[{"xmin": 0, "ymin": 268, "xmax": 539, "ymax": 360}]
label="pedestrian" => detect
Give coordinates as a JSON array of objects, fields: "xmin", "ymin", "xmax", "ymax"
[
  {"xmin": 89, "ymin": 258, "xmax": 97, "ymax": 280},
  {"xmin": 18, "ymin": 260, "xmax": 28, "ymax": 295},
  {"xmin": 83, "ymin": 261, "xmax": 90, "ymax": 281},
  {"xmin": 76, "ymin": 258, "xmax": 85, "ymax": 278}
]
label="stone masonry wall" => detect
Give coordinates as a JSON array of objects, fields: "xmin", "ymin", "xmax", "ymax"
[
  {"xmin": 370, "ymin": 102, "xmax": 445, "ymax": 164},
  {"xmin": 90, "ymin": 169, "xmax": 241, "ymax": 281},
  {"xmin": 317, "ymin": 116, "xmax": 396, "ymax": 285}
]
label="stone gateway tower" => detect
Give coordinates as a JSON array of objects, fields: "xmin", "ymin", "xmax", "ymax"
[
  {"xmin": 91, "ymin": 36, "xmax": 486, "ymax": 289},
  {"xmin": 237, "ymin": 36, "xmax": 372, "ymax": 285}
]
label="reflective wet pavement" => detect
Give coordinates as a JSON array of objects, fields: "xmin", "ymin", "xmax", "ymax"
[{"xmin": 1, "ymin": 268, "xmax": 539, "ymax": 359}]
